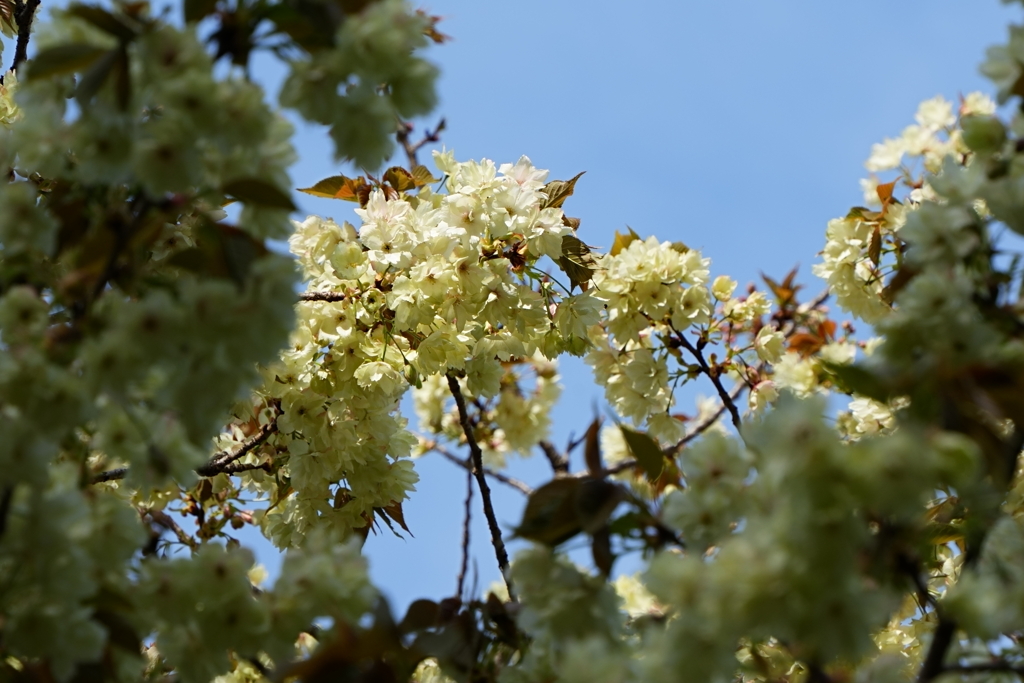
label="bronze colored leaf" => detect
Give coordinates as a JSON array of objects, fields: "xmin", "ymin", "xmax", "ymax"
[
  {"xmin": 0, "ymin": 0, "xmax": 15, "ymax": 35},
  {"xmin": 411, "ymin": 164, "xmax": 440, "ymax": 187},
  {"xmin": 562, "ymin": 216, "xmax": 581, "ymax": 230},
  {"xmin": 591, "ymin": 525, "xmax": 614, "ymax": 577},
  {"xmin": 297, "ymin": 174, "xmax": 370, "ymax": 202},
  {"xmin": 610, "ymin": 226, "xmax": 641, "ymax": 256},
  {"xmin": 223, "ymin": 177, "xmax": 297, "ymax": 211},
  {"xmin": 540, "ymin": 171, "xmax": 585, "ymax": 210},
  {"xmin": 384, "ymin": 166, "xmax": 416, "ymax": 193},
  {"xmin": 381, "ymin": 501, "xmax": 411, "ymax": 535},
  {"xmin": 399, "ymin": 599, "xmax": 440, "ymax": 633},
  {"xmin": 620, "ymin": 426, "xmax": 664, "ymax": 480},
  {"xmin": 867, "ymin": 225, "xmax": 882, "ymax": 267},
  {"xmin": 583, "ymin": 417, "xmax": 602, "ymax": 475},
  {"xmin": 787, "ymin": 332, "xmax": 825, "ymax": 357},
  {"xmin": 27, "ymin": 43, "xmax": 107, "ymax": 79},
  {"xmin": 876, "ymin": 180, "xmax": 897, "ymax": 205},
  {"xmin": 557, "ymin": 234, "xmax": 599, "ymax": 292},
  {"xmin": 762, "ymin": 266, "xmax": 801, "ymax": 307}
]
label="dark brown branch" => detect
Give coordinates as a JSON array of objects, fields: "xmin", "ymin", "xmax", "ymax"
[
  {"xmin": 674, "ymin": 328, "xmax": 742, "ymax": 431},
  {"xmin": 586, "ymin": 382, "xmax": 747, "ymax": 479},
  {"xmin": 918, "ymin": 530, "xmax": 989, "ymax": 683},
  {"xmin": 396, "ymin": 118, "xmax": 445, "ymax": 169},
  {"xmin": 427, "ymin": 439, "xmax": 532, "ymax": 495},
  {"xmin": 92, "ymin": 467, "xmax": 129, "ymax": 483},
  {"xmin": 195, "ymin": 419, "xmax": 277, "ymax": 476},
  {"xmin": 10, "ymin": 0, "xmax": 41, "ymax": 74},
  {"xmin": 455, "ymin": 466, "xmax": 472, "ymax": 600},
  {"xmin": 92, "ymin": 418, "xmax": 278, "ymax": 484},
  {"xmin": 446, "ymin": 372, "xmax": 515, "ymax": 599},
  {"xmin": 0, "ymin": 487, "xmax": 12, "ymax": 542},
  {"xmin": 299, "ymin": 291, "xmax": 347, "ymax": 302},
  {"xmin": 143, "ymin": 507, "xmax": 198, "ymax": 551},
  {"xmin": 539, "ymin": 440, "xmax": 569, "ymax": 474}
]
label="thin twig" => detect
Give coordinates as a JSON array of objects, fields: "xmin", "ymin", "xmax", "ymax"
[
  {"xmin": 674, "ymin": 328, "xmax": 742, "ymax": 431},
  {"xmin": 426, "ymin": 439, "xmax": 533, "ymax": 495},
  {"xmin": 10, "ymin": 0, "xmax": 41, "ymax": 74},
  {"xmin": 918, "ymin": 536, "xmax": 988, "ymax": 683},
  {"xmin": 446, "ymin": 372, "xmax": 515, "ymax": 599},
  {"xmin": 196, "ymin": 419, "xmax": 277, "ymax": 476},
  {"xmin": 0, "ymin": 487, "xmax": 12, "ymax": 542},
  {"xmin": 299, "ymin": 291, "xmax": 347, "ymax": 302},
  {"xmin": 92, "ymin": 418, "xmax": 278, "ymax": 484},
  {"xmin": 143, "ymin": 507, "xmax": 198, "ymax": 551},
  {"xmin": 584, "ymin": 381, "xmax": 748, "ymax": 479},
  {"xmin": 455, "ymin": 466, "xmax": 472, "ymax": 600},
  {"xmin": 538, "ymin": 440, "xmax": 569, "ymax": 475},
  {"xmin": 396, "ymin": 118, "xmax": 445, "ymax": 169}
]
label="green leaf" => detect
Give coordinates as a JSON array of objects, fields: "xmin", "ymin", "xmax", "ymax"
[
  {"xmin": 223, "ymin": 177, "xmax": 297, "ymax": 211},
  {"xmin": 66, "ymin": 4, "xmax": 140, "ymax": 42},
  {"xmin": 28, "ymin": 43, "xmax": 107, "ymax": 79},
  {"xmin": 557, "ymin": 234, "xmax": 599, "ymax": 292},
  {"xmin": 620, "ymin": 426, "xmax": 664, "ymax": 480},
  {"xmin": 399, "ymin": 599, "xmax": 439, "ymax": 633},
  {"xmin": 514, "ymin": 478, "xmax": 584, "ymax": 546},
  {"xmin": 183, "ymin": 0, "xmax": 218, "ymax": 23},
  {"xmin": 74, "ymin": 48, "xmax": 118, "ymax": 105},
  {"xmin": 540, "ymin": 171, "xmax": 585, "ymax": 210},
  {"xmin": 514, "ymin": 477, "xmax": 623, "ymax": 547},
  {"xmin": 820, "ymin": 361, "xmax": 893, "ymax": 403}
]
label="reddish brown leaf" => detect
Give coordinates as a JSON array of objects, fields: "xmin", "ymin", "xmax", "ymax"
[{"xmin": 583, "ymin": 417, "xmax": 602, "ymax": 475}]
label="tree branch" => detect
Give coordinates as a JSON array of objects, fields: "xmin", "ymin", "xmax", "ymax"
[
  {"xmin": 539, "ymin": 440, "xmax": 569, "ymax": 475},
  {"xmin": 456, "ymin": 466, "xmax": 472, "ymax": 600},
  {"xmin": 299, "ymin": 291, "xmax": 347, "ymax": 302},
  {"xmin": 196, "ymin": 419, "xmax": 278, "ymax": 476},
  {"xmin": 143, "ymin": 507, "xmax": 198, "ymax": 551},
  {"xmin": 10, "ymin": 0, "xmax": 40, "ymax": 75},
  {"xmin": 446, "ymin": 372, "xmax": 515, "ymax": 599},
  {"xmin": 674, "ymin": 328, "xmax": 742, "ymax": 431},
  {"xmin": 425, "ymin": 439, "xmax": 533, "ymax": 495},
  {"xmin": 396, "ymin": 118, "xmax": 445, "ymax": 169},
  {"xmin": 0, "ymin": 486, "xmax": 12, "ymax": 542},
  {"xmin": 92, "ymin": 417, "xmax": 278, "ymax": 484}
]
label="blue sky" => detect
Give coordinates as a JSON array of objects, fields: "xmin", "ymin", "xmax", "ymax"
[{"xmin": 286, "ymin": 1, "xmax": 1017, "ymax": 611}]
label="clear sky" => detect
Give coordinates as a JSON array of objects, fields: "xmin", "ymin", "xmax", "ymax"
[
  {"xmin": 29, "ymin": 0, "xmax": 1014, "ymax": 611},
  {"xmin": 280, "ymin": 1, "xmax": 1017, "ymax": 611}
]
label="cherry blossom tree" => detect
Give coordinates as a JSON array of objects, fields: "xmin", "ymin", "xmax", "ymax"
[{"xmin": 4, "ymin": 1, "xmax": 1024, "ymax": 682}]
